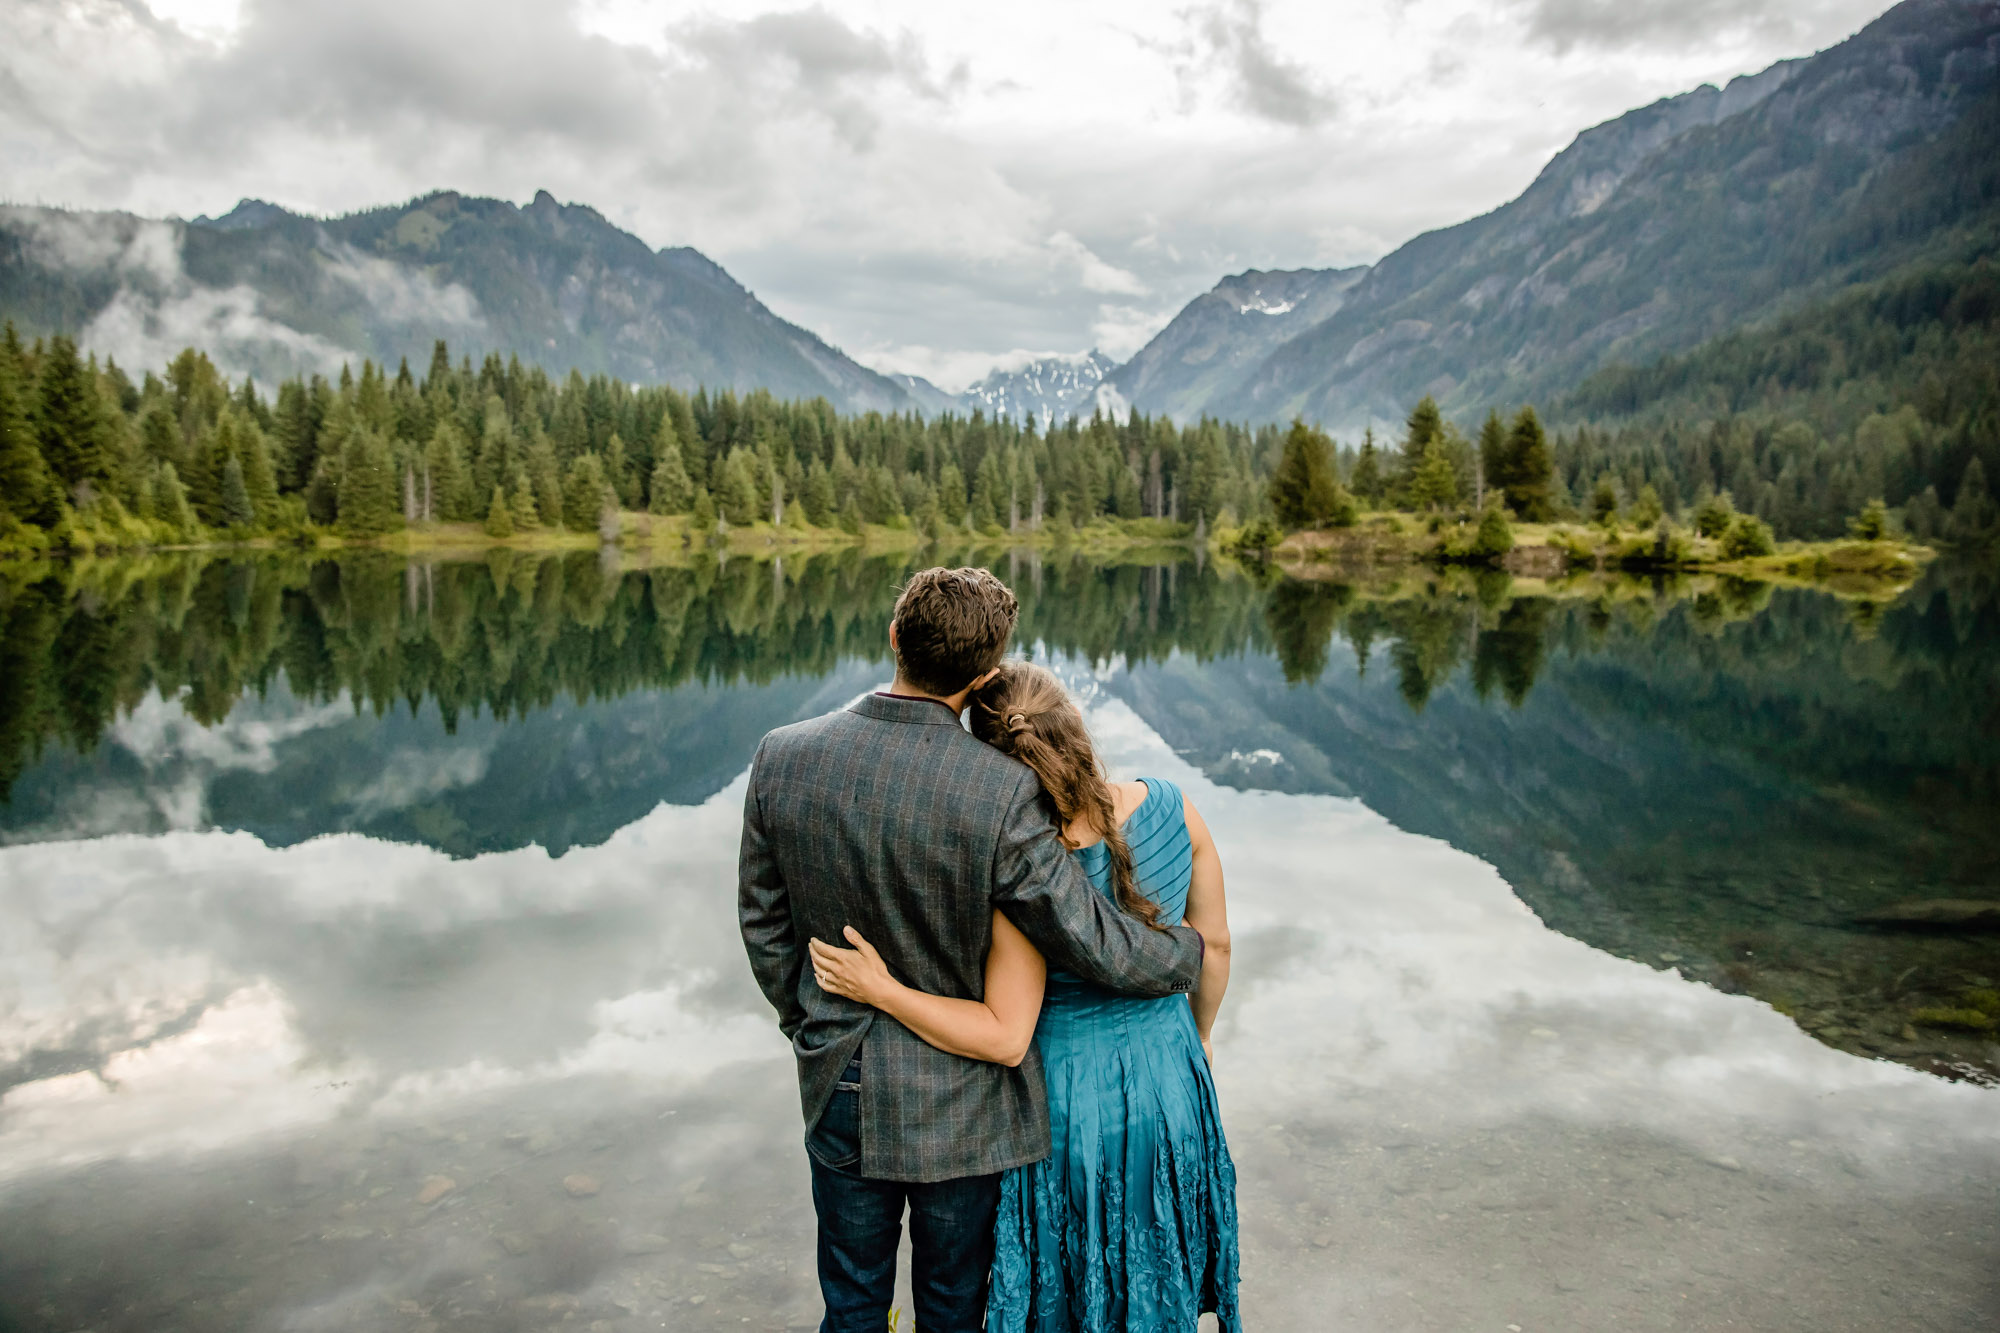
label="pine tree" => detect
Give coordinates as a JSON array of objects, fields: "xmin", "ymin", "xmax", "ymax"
[
  {"xmin": 154, "ymin": 461, "xmax": 195, "ymax": 537},
  {"xmin": 1692, "ymin": 488, "xmax": 1736, "ymax": 537},
  {"xmin": 526, "ymin": 433, "xmax": 564, "ymax": 527},
  {"xmin": 936, "ymin": 461, "xmax": 969, "ymax": 525},
  {"xmin": 425, "ymin": 422, "xmax": 474, "ymax": 521},
  {"xmin": 605, "ymin": 432, "xmax": 638, "ymax": 509},
  {"xmin": 484, "ymin": 485, "xmax": 515, "ymax": 537},
  {"xmin": 509, "ymin": 470, "xmax": 540, "ymax": 529},
  {"xmin": 1588, "ymin": 474, "xmax": 1621, "ymax": 525},
  {"xmin": 1269, "ymin": 419, "xmax": 1351, "ymax": 529},
  {"xmin": 648, "ymin": 442, "xmax": 695, "ymax": 514},
  {"xmin": 0, "ymin": 349, "xmax": 56, "ymax": 524},
  {"xmin": 1399, "ymin": 396, "xmax": 1445, "ymax": 494},
  {"xmin": 717, "ymin": 448, "xmax": 761, "ymax": 525},
  {"xmin": 1629, "ymin": 483, "xmax": 1664, "ymax": 528},
  {"xmin": 1946, "ymin": 458, "xmax": 1996, "ymax": 545},
  {"xmin": 1501, "ymin": 407, "xmax": 1554, "ymax": 520},
  {"xmin": 803, "ymin": 460, "xmax": 837, "ymax": 526},
  {"xmin": 563, "ymin": 452, "xmax": 611, "ymax": 531},
  {"xmin": 690, "ymin": 487, "xmax": 717, "ymax": 531},
  {"xmin": 220, "ymin": 453, "xmax": 255, "ymax": 529},
  {"xmin": 1407, "ymin": 439, "xmax": 1458, "ymax": 513},
  {"xmin": 1350, "ymin": 428, "xmax": 1384, "ymax": 508},
  {"xmin": 239, "ymin": 422, "xmax": 281, "ymax": 523},
  {"xmin": 1476, "ymin": 410, "xmax": 1507, "ymax": 507},
  {"xmin": 336, "ymin": 425, "xmax": 400, "ymax": 536},
  {"xmin": 838, "ymin": 493, "xmax": 863, "ymax": 534},
  {"xmin": 33, "ymin": 334, "xmax": 113, "ymax": 497}
]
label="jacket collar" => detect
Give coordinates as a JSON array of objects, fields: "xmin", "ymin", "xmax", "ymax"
[{"xmin": 850, "ymin": 692, "xmax": 966, "ymax": 727}]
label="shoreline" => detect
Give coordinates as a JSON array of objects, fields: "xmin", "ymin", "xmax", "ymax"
[{"xmin": 1, "ymin": 508, "xmax": 1939, "ymax": 596}]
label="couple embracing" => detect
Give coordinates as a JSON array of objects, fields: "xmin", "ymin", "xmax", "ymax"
[{"xmin": 739, "ymin": 566, "xmax": 1241, "ymax": 1331}]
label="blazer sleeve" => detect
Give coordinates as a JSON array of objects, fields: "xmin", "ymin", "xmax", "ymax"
[
  {"xmin": 738, "ymin": 739, "xmax": 806, "ymax": 1041},
  {"xmin": 990, "ymin": 772, "xmax": 1203, "ymax": 997}
]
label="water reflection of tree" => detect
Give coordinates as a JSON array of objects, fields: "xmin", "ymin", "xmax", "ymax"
[{"xmin": 0, "ymin": 550, "xmax": 1268, "ymax": 800}]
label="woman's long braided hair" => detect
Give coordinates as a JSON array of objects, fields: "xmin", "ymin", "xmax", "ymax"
[{"xmin": 969, "ymin": 661, "xmax": 1164, "ymax": 930}]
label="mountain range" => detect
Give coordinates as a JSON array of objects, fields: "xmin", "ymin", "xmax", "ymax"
[
  {"xmin": 1131, "ymin": 0, "xmax": 2000, "ymax": 430},
  {"xmin": 0, "ymin": 190, "xmax": 912, "ymax": 414},
  {"xmin": 1, "ymin": 0, "xmax": 1994, "ymax": 433}
]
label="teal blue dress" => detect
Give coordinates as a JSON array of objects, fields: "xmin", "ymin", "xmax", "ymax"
[{"xmin": 988, "ymin": 777, "xmax": 1242, "ymax": 1332}]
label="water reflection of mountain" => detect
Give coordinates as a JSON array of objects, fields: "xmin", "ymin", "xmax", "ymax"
[{"xmin": 1110, "ymin": 566, "xmax": 2000, "ymax": 1080}]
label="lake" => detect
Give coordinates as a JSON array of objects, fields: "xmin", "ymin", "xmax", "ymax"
[{"xmin": 2, "ymin": 547, "xmax": 1996, "ymax": 1331}]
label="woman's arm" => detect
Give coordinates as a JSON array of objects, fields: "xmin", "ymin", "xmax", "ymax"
[
  {"xmin": 1182, "ymin": 796, "xmax": 1231, "ymax": 1061},
  {"xmin": 809, "ymin": 911, "xmax": 1046, "ymax": 1067}
]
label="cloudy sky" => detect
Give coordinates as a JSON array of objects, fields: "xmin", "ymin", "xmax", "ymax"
[{"xmin": 3, "ymin": 0, "xmax": 1888, "ymax": 388}]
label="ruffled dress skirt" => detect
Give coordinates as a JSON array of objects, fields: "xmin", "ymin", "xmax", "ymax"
[{"xmin": 986, "ymin": 981, "xmax": 1241, "ymax": 1332}]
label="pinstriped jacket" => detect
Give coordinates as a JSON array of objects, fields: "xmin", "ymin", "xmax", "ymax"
[{"xmin": 739, "ymin": 692, "xmax": 1204, "ymax": 1183}]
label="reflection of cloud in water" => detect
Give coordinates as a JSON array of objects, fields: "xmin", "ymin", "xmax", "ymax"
[
  {"xmin": 345, "ymin": 744, "xmax": 494, "ymax": 820},
  {"xmin": 2, "ymin": 693, "xmax": 1995, "ymax": 1192},
  {"xmin": 2, "ymin": 689, "xmax": 355, "ymax": 842},
  {"xmin": 0, "ymin": 784, "xmax": 759, "ymax": 1181}
]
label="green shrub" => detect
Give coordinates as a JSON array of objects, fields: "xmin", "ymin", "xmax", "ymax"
[
  {"xmin": 1720, "ymin": 514, "xmax": 1776, "ymax": 559},
  {"xmin": 1847, "ymin": 498, "xmax": 1891, "ymax": 541}
]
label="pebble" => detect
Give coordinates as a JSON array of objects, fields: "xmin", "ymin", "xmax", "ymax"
[
  {"xmin": 417, "ymin": 1176, "xmax": 456, "ymax": 1205},
  {"xmin": 1658, "ymin": 953, "xmax": 1682, "ymax": 963},
  {"xmin": 564, "ymin": 1174, "xmax": 602, "ymax": 1198},
  {"xmin": 1706, "ymin": 1156, "xmax": 1743, "ymax": 1172},
  {"xmin": 499, "ymin": 1232, "xmax": 533, "ymax": 1256}
]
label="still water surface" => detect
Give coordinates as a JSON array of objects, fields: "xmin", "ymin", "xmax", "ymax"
[{"xmin": 1, "ymin": 550, "xmax": 1996, "ymax": 1331}]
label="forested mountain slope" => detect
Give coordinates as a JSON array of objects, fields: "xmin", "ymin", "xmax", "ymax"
[
  {"xmin": 1170, "ymin": 0, "xmax": 1999, "ymax": 430},
  {"xmin": 0, "ymin": 191, "xmax": 914, "ymax": 413}
]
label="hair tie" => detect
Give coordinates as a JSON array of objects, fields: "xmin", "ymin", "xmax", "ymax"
[{"xmin": 1007, "ymin": 711, "xmax": 1028, "ymax": 731}]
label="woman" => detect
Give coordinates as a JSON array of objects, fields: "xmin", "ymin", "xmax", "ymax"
[{"xmin": 809, "ymin": 661, "xmax": 1240, "ymax": 1331}]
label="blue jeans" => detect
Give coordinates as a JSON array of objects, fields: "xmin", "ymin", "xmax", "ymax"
[{"xmin": 808, "ymin": 1056, "xmax": 1001, "ymax": 1333}]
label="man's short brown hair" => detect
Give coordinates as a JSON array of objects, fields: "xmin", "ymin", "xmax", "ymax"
[{"xmin": 891, "ymin": 567, "xmax": 1019, "ymax": 696}]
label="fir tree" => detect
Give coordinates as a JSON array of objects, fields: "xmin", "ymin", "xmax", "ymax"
[
  {"xmin": 1350, "ymin": 428, "xmax": 1384, "ymax": 508},
  {"xmin": 563, "ymin": 452, "xmax": 612, "ymax": 531},
  {"xmin": 0, "ymin": 350, "xmax": 56, "ymax": 524},
  {"xmin": 509, "ymin": 470, "xmax": 540, "ymax": 529},
  {"xmin": 1476, "ymin": 410, "xmax": 1507, "ymax": 506},
  {"xmin": 803, "ymin": 460, "xmax": 837, "ymax": 526},
  {"xmin": 220, "ymin": 453, "xmax": 255, "ymax": 529},
  {"xmin": 154, "ymin": 461, "xmax": 195, "ymax": 537},
  {"xmin": 648, "ymin": 442, "xmax": 695, "ymax": 514},
  {"xmin": 1408, "ymin": 439, "xmax": 1459, "ymax": 512},
  {"xmin": 1399, "ymin": 396, "xmax": 1445, "ymax": 493},
  {"xmin": 690, "ymin": 487, "xmax": 717, "ymax": 531},
  {"xmin": 484, "ymin": 484, "xmax": 515, "ymax": 538},
  {"xmin": 838, "ymin": 493, "xmax": 863, "ymax": 534},
  {"xmin": 1501, "ymin": 407, "xmax": 1554, "ymax": 520},
  {"xmin": 336, "ymin": 426, "xmax": 400, "ymax": 536},
  {"xmin": 240, "ymin": 423, "xmax": 281, "ymax": 522},
  {"xmin": 33, "ymin": 335, "xmax": 113, "ymax": 496},
  {"xmin": 1693, "ymin": 488, "xmax": 1736, "ymax": 537},
  {"xmin": 1269, "ymin": 419, "xmax": 1351, "ymax": 529},
  {"xmin": 717, "ymin": 448, "xmax": 761, "ymax": 525},
  {"xmin": 1946, "ymin": 458, "xmax": 1996, "ymax": 545},
  {"xmin": 427, "ymin": 422, "xmax": 475, "ymax": 521},
  {"xmin": 1588, "ymin": 475, "xmax": 1621, "ymax": 525}
]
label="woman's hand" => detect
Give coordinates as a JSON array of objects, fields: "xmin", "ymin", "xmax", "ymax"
[{"xmin": 810, "ymin": 926, "xmax": 901, "ymax": 1008}]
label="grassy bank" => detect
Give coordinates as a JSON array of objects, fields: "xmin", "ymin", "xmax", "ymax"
[{"xmin": 1235, "ymin": 511, "xmax": 1936, "ymax": 597}]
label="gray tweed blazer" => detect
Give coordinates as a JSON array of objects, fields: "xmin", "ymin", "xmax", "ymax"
[{"xmin": 739, "ymin": 692, "xmax": 1203, "ymax": 1183}]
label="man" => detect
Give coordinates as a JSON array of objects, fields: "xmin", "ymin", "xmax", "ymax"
[{"xmin": 739, "ymin": 565, "xmax": 1205, "ymax": 1332}]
